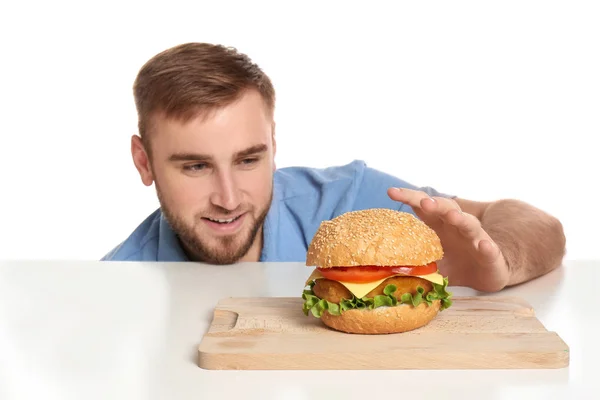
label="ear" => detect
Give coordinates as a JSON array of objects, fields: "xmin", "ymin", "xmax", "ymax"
[{"xmin": 131, "ymin": 135, "xmax": 154, "ymax": 186}]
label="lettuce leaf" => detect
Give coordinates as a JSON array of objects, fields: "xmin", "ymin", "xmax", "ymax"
[{"xmin": 302, "ymin": 277, "xmax": 453, "ymax": 318}]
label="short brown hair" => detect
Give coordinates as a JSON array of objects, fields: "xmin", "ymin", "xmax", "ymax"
[{"xmin": 133, "ymin": 42, "xmax": 276, "ymax": 145}]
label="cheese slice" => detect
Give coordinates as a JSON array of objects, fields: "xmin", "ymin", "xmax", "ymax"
[{"xmin": 304, "ymin": 268, "xmax": 444, "ymax": 299}]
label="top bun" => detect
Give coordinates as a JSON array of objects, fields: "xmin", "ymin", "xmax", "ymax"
[{"xmin": 306, "ymin": 208, "xmax": 443, "ymax": 268}]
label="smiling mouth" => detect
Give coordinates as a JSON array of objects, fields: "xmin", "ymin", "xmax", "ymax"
[{"xmin": 203, "ymin": 215, "xmax": 243, "ymax": 224}]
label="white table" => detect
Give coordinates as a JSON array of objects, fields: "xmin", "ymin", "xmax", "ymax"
[{"xmin": 0, "ymin": 259, "xmax": 597, "ymax": 400}]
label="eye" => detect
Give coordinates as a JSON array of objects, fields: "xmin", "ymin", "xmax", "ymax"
[
  {"xmin": 183, "ymin": 163, "xmax": 207, "ymax": 171},
  {"xmin": 240, "ymin": 157, "xmax": 259, "ymax": 165}
]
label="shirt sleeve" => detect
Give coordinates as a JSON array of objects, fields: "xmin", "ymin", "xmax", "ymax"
[{"xmin": 352, "ymin": 164, "xmax": 456, "ymax": 217}]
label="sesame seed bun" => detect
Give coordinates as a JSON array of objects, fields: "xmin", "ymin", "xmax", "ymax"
[{"xmin": 306, "ymin": 208, "xmax": 444, "ymax": 268}]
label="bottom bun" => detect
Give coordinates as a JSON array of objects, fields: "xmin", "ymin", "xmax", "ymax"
[{"xmin": 321, "ymin": 300, "xmax": 441, "ymax": 334}]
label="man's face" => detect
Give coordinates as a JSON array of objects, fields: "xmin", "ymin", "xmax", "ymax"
[{"xmin": 137, "ymin": 90, "xmax": 276, "ymax": 264}]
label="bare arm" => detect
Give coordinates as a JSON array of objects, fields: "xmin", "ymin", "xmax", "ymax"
[{"xmin": 456, "ymin": 198, "xmax": 567, "ymax": 287}]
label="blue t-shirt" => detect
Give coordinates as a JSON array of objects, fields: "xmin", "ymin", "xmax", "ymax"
[{"xmin": 101, "ymin": 160, "xmax": 453, "ymax": 262}]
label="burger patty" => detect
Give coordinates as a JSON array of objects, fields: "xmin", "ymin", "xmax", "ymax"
[{"xmin": 312, "ymin": 276, "xmax": 434, "ymax": 304}]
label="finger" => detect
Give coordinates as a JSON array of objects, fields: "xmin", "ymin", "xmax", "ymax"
[
  {"xmin": 477, "ymin": 239, "xmax": 502, "ymax": 262},
  {"xmin": 423, "ymin": 196, "xmax": 461, "ymax": 216},
  {"xmin": 445, "ymin": 209, "xmax": 482, "ymax": 240},
  {"xmin": 388, "ymin": 188, "xmax": 461, "ymax": 215},
  {"xmin": 387, "ymin": 187, "xmax": 431, "ymax": 209}
]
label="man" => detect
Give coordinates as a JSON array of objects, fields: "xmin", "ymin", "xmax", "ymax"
[{"xmin": 102, "ymin": 42, "xmax": 566, "ymax": 293}]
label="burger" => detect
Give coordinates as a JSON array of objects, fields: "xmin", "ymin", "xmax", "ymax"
[{"xmin": 302, "ymin": 208, "xmax": 452, "ymax": 334}]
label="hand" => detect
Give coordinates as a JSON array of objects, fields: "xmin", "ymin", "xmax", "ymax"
[{"xmin": 387, "ymin": 187, "xmax": 509, "ymax": 292}]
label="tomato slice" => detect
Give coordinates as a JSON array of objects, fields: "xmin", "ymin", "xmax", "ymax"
[{"xmin": 317, "ymin": 263, "xmax": 437, "ymax": 284}]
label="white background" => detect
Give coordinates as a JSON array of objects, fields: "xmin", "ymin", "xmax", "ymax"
[{"xmin": 0, "ymin": 0, "xmax": 598, "ymax": 261}]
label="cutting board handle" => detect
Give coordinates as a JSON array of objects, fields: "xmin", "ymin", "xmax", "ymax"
[{"xmin": 206, "ymin": 309, "xmax": 239, "ymax": 335}]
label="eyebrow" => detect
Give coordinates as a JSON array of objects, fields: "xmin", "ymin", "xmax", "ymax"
[{"xmin": 168, "ymin": 144, "xmax": 268, "ymax": 162}]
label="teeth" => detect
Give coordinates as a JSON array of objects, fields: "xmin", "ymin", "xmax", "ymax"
[{"xmin": 208, "ymin": 217, "xmax": 237, "ymax": 223}]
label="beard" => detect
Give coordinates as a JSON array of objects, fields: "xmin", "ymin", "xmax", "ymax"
[{"xmin": 156, "ymin": 185, "xmax": 272, "ymax": 265}]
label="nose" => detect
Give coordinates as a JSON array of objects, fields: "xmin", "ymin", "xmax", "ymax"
[{"xmin": 210, "ymin": 168, "xmax": 242, "ymax": 211}]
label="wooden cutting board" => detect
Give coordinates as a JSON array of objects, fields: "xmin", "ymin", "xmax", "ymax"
[{"xmin": 197, "ymin": 296, "xmax": 569, "ymax": 370}]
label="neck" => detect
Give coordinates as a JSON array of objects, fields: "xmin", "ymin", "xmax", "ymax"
[{"xmin": 239, "ymin": 226, "xmax": 264, "ymax": 262}]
